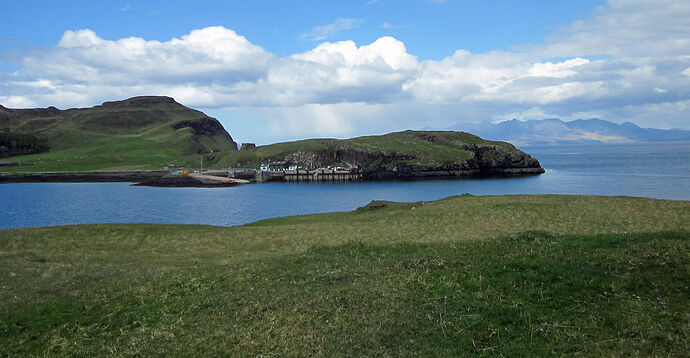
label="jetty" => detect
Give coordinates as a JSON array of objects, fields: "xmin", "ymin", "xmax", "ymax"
[
  {"xmin": 227, "ymin": 167, "xmax": 362, "ymax": 183},
  {"xmin": 188, "ymin": 172, "xmax": 250, "ymax": 185}
]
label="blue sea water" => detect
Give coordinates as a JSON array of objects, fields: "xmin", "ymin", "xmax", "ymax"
[{"xmin": 1, "ymin": 142, "xmax": 689, "ymax": 229}]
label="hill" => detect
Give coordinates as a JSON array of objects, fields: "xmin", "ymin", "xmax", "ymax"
[
  {"xmin": 1, "ymin": 97, "xmax": 544, "ymax": 178},
  {"xmin": 1, "ymin": 195, "xmax": 688, "ymax": 355},
  {"xmin": 219, "ymin": 130, "xmax": 544, "ymax": 179},
  {"xmin": 450, "ymin": 118, "xmax": 690, "ymax": 145},
  {"xmin": 0, "ymin": 96, "xmax": 237, "ymax": 171}
]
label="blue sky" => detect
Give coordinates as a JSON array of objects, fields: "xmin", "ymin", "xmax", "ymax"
[
  {"xmin": 1, "ymin": 0, "xmax": 689, "ymax": 144},
  {"xmin": 2, "ymin": 1, "xmax": 603, "ymax": 58}
]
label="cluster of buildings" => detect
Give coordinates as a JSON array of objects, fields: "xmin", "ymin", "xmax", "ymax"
[{"xmin": 259, "ymin": 161, "xmax": 359, "ymax": 174}]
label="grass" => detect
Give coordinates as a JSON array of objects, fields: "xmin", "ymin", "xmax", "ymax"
[
  {"xmin": 3, "ymin": 99, "xmax": 529, "ymax": 174},
  {"xmin": 218, "ymin": 130, "xmax": 522, "ymax": 169},
  {"xmin": 1, "ymin": 195, "xmax": 689, "ymax": 356},
  {"xmin": 0, "ymin": 135, "xmax": 199, "ymax": 172},
  {"xmin": 1, "ymin": 98, "xmax": 234, "ymax": 172}
]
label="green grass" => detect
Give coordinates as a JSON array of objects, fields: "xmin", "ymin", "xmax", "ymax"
[
  {"xmin": 0, "ymin": 135, "xmax": 199, "ymax": 172},
  {"xmin": 1, "ymin": 195, "xmax": 688, "ymax": 356},
  {"xmin": 3, "ymin": 99, "xmax": 529, "ymax": 173},
  {"xmin": 1, "ymin": 98, "xmax": 235, "ymax": 172},
  {"xmin": 218, "ymin": 130, "xmax": 522, "ymax": 169}
]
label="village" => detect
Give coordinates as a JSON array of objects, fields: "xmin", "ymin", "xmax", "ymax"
[
  {"xmin": 233, "ymin": 162, "xmax": 362, "ymax": 182},
  {"xmin": 164, "ymin": 161, "xmax": 362, "ymax": 185}
]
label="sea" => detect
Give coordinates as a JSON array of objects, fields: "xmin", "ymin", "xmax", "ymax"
[{"xmin": 1, "ymin": 142, "xmax": 689, "ymax": 230}]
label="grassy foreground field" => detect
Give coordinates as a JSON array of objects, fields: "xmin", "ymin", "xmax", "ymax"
[{"xmin": 1, "ymin": 195, "xmax": 689, "ymax": 356}]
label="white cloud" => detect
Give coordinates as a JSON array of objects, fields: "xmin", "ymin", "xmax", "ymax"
[
  {"xmin": 0, "ymin": 95, "xmax": 37, "ymax": 108},
  {"xmin": 300, "ymin": 18, "xmax": 362, "ymax": 41},
  {"xmin": 528, "ymin": 58, "xmax": 590, "ymax": 78},
  {"xmin": 533, "ymin": 0, "xmax": 690, "ymax": 57},
  {"xmin": 26, "ymin": 27, "xmax": 274, "ymax": 90},
  {"xmin": 2, "ymin": 0, "xmax": 690, "ymax": 142}
]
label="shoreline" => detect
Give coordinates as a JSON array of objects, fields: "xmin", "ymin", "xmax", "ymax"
[
  {"xmin": 0, "ymin": 168, "xmax": 545, "ymax": 187},
  {"xmin": 1, "ymin": 194, "xmax": 687, "ymax": 232},
  {"xmin": 0, "ymin": 170, "xmax": 167, "ymax": 184}
]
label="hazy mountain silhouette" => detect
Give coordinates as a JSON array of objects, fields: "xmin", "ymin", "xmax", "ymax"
[{"xmin": 449, "ymin": 119, "xmax": 690, "ymax": 145}]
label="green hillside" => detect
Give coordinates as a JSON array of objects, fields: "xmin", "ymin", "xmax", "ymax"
[
  {"xmin": 1, "ymin": 195, "xmax": 688, "ymax": 355},
  {"xmin": 219, "ymin": 130, "xmax": 544, "ymax": 178},
  {"xmin": 0, "ymin": 96, "xmax": 237, "ymax": 172},
  {"xmin": 1, "ymin": 97, "xmax": 544, "ymax": 177}
]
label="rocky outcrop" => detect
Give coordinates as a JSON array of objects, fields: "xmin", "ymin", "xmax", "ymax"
[
  {"xmin": 171, "ymin": 117, "xmax": 238, "ymax": 151},
  {"xmin": 133, "ymin": 173, "xmax": 204, "ymax": 187},
  {"xmin": 272, "ymin": 144, "xmax": 543, "ymax": 179},
  {"xmin": 240, "ymin": 143, "xmax": 256, "ymax": 150}
]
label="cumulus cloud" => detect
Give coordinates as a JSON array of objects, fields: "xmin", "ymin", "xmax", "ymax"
[
  {"xmin": 2, "ymin": 0, "xmax": 690, "ymax": 143},
  {"xmin": 48, "ymin": 27, "xmax": 273, "ymax": 85}
]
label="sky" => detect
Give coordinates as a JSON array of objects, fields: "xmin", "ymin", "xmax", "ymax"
[{"xmin": 1, "ymin": 0, "xmax": 689, "ymax": 145}]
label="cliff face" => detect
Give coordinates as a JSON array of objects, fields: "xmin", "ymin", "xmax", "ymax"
[
  {"xmin": 281, "ymin": 144, "xmax": 543, "ymax": 179},
  {"xmin": 225, "ymin": 130, "xmax": 545, "ymax": 179},
  {"xmin": 171, "ymin": 117, "xmax": 238, "ymax": 152}
]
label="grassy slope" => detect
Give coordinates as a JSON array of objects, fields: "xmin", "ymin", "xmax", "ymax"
[
  {"xmin": 218, "ymin": 130, "xmax": 521, "ymax": 168},
  {"xmin": 1, "ymin": 195, "xmax": 689, "ymax": 356},
  {"xmin": 0, "ymin": 99, "xmax": 235, "ymax": 172}
]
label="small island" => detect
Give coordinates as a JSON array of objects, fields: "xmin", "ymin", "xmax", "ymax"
[{"xmin": 1, "ymin": 96, "xmax": 544, "ymax": 186}]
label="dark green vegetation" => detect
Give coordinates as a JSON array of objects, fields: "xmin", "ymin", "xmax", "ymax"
[
  {"xmin": 1, "ymin": 195, "xmax": 688, "ymax": 356},
  {"xmin": 0, "ymin": 97, "xmax": 237, "ymax": 172},
  {"xmin": 219, "ymin": 130, "xmax": 543, "ymax": 178},
  {"xmin": 0, "ymin": 131, "xmax": 48, "ymax": 158}
]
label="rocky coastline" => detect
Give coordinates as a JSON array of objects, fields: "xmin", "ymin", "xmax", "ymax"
[
  {"xmin": 0, "ymin": 171, "xmax": 166, "ymax": 184},
  {"xmin": 0, "ymin": 171, "xmax": 240, "ymax": 187},
  {"xmin": 0, "ymin": 163, "xmax": 545, "ymax": 187}
]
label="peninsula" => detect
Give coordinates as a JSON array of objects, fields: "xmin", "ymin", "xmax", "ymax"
[{"xmin": 1, "ymin": 96, "xmax": 544, "ymax": 185}]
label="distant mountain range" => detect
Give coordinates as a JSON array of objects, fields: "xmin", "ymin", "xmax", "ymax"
[{"xmin": 448, "ymin": 118, "xmax": 690, "ymax": 145}]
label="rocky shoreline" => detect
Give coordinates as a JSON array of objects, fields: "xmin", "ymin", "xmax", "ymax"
[
  {"xmin": 0, "ymin": 171, "xmax": 166, "ymax": 184},
  {"xmin": 0, "ymin": 166, "xmax": 545, "ymax": 187},
  {"xmin": 0, "ymin": 171, "xmax": 239, "ymax": 187}
]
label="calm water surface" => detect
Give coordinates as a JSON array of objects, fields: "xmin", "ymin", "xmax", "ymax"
[{"xmin": 1, "ymin": 142, "xmax": 689, "ymax": 229}]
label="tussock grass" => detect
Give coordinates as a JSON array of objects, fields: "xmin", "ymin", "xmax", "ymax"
[{"xmin": 1, "ymin": 195, "xmax": 688, "ymax": 356}]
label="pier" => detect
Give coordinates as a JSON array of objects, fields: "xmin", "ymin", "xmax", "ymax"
[{"xmin": 229, "ymin": 168, "xmax": 362, "ymax": 183}]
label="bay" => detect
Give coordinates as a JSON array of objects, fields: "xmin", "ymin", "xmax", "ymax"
[{"xmin": 1, "ymin": 142, "xmax": 689, "ymax": 229}]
